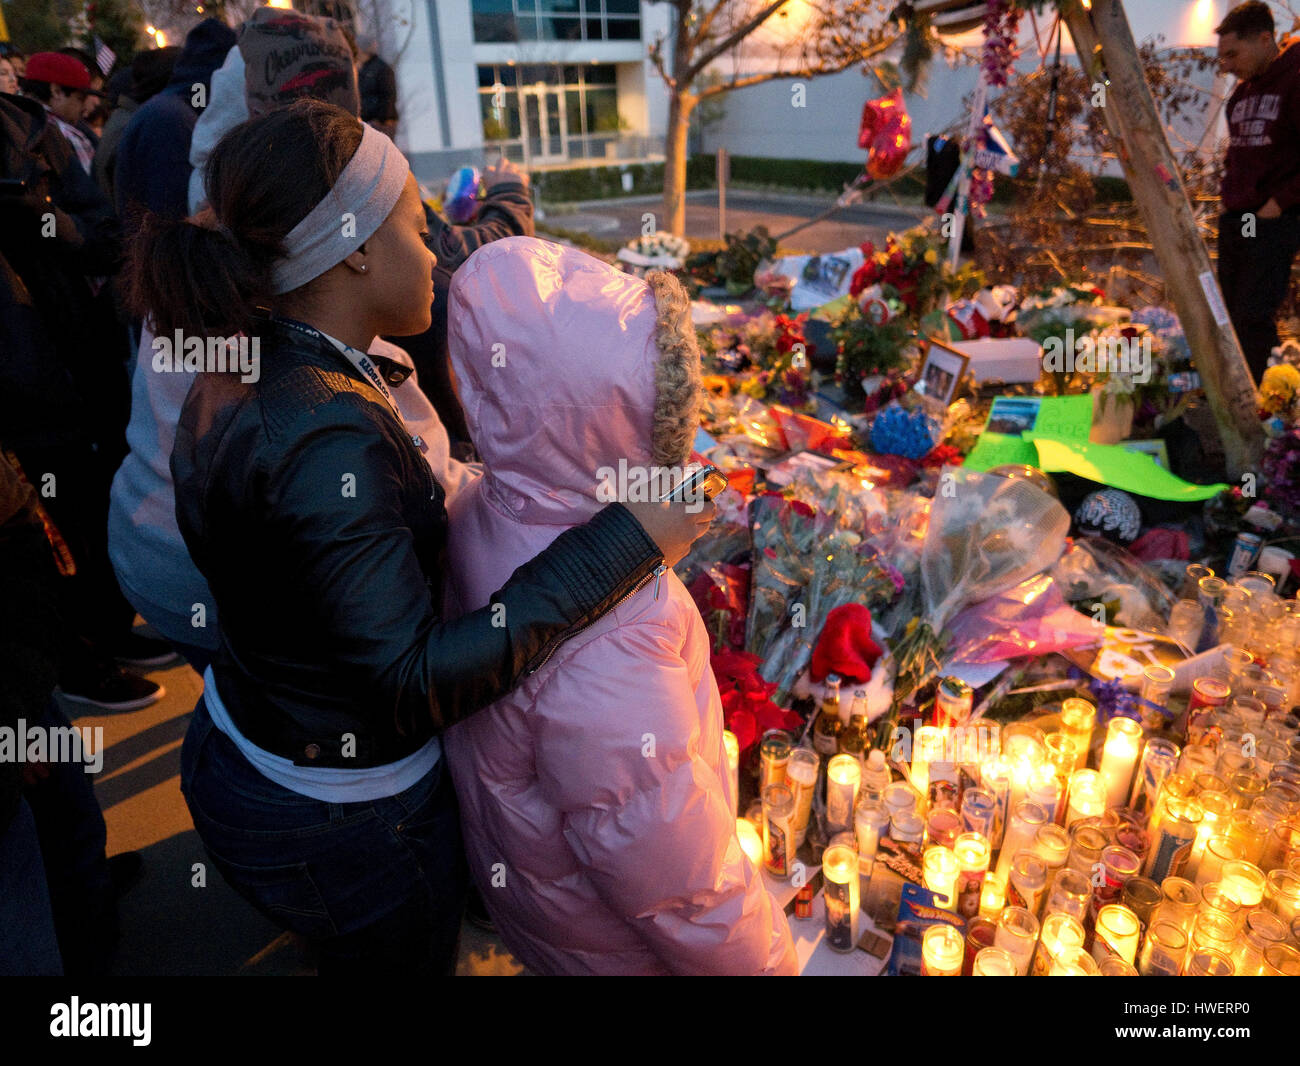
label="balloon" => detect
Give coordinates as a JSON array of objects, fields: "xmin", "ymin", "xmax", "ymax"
[
  {"xmin": 444, "ymin": 166, "xmax": 481, "ymax": 223},
  {"xmin": 857, "ymin": 87, "xmax": 911, "ymax": 180}
]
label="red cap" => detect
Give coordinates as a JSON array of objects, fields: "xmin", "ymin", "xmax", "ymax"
[{"xmin": 24, "ymin": 52, "xmax": 100, "ymax": 93}]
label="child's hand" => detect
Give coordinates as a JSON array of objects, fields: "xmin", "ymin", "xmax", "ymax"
[
  {"xmin": 484, "ymin": 157, "xmax": 529, "ymax": 191},
  {"xmin": 623, "ymin": 499, "xmax": 715, "ymax": 569}
]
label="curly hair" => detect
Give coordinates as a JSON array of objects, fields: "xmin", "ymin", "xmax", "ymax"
[{"xmin": 646, "ymin": 270, "xmax": 702, "ymax": 469}]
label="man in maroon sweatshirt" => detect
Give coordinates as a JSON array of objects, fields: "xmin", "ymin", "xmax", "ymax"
[{"xmin": 1217, "ymin": 1, "xmax": 1300, "ymax": 383}]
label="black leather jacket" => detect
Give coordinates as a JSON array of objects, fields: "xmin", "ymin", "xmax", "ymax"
[{"xmin": 172, "ymin": 319, "xmax": 663, "ymax": 768}]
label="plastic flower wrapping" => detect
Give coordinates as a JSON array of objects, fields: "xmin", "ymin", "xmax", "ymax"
[{"xmin": 876, "ymin": 467, "xmax": 1072, "ymax": 742}]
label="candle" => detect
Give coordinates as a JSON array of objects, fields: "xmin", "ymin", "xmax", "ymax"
[
  {"xmin": 994, "ymin": 800, "xmax": 1047, "ymax": 884},
  {"xmin": 736, "ymin": 817, "xmax": 763, "ymax": 868},
  {"xmin": 994, "ymin": 905, "xmax": 1039, "ymax": 976},
  {"xmin": 1045, "ymin": 867, "xmax": 1092, "ymax": 924},
  {"xmin": 979, "ymin": 875, "xmax": 1007, "ymax": 921},
  {"xmin": 786, "ymin": 748, "xmax": 818, "ymax": 846},
  {"xmin": 1234, "ymin": 909, "xmax": 1288, "ymax": 976},
  {"xmin": 723, "ymin": 730, "xmax": 739, "ymax": 816},
  {"xmin": 1099, "ymin": 717, "xmax": 1143, "ymax": 812},
  {"xmin": 1137, "ymin": 919, "xmax": 1188, "ymax": 977},
  {"xmin": 980, "ymin": 755, "xmax": 1012, "ymax": 850},
  {"xmin": 826, "ymin": 754, "xmax": 861, "ymax": 834},
  {"xmin": 1033, "ymin": 912, "xmax": 1086, "ymax": 976},
  {"xmin": 1219, "ymin": 859, "xmax": 1266, "ymax": 910},
  {"xmin": 953, "ymin": 832, "xmax": 991, "ymax": 919},
  {"xmin": 761, "ymin": 783, "xmax": 794, "ymax": 879},
  {"xmin": 911, "ymin": 725, "xmax": 944, "ymax": 806},
  {"xmin": 1129, "ymin": 737, "xmax": 1180, "ymax": 820},
  {"xmin": 1066, "ymin": 769, "xmax": 1106, "ymax": 827},
  {"xmin": 1143, "ymin": 797, "xmax": 1202, "ymax": 882},
  {"xmin": 854, "ymin": 800, "xmax": 889, "ymax": 878},
  {"xmin": 822, "ymin": 842, "xmax": 860, "ymax": 953},
  {"xmin": 923, "ymin": 846, "xmax": 960, "ymax": 912},
  {"xmin": 1266, "ymin": 867, "xmax": 1300, "ymax": 923},
  {"xmin": 759, "ymin": 731, "xmax": 792, "ymax": 792},
  {"xmin": 1094, "ymin": 903, "xmax": 1141, "ymax": 965},
  {"xmin": 1027, "ymin": 763, "xmax": 1062, "ymax": 825},
  {"xmin": 921, "ymin": 924, "xmax": 964, "ymax": 976},
  {"xmin": 1049, "ymin": 946, "xmax": 1100, "ymax": 975},
  {"xmin": 1189, "ymin": 790, "xmax": 1232, "ymax": 876},
  {"xmin": 1058, "ymin": 697, "xmax": 1096, "ymax": 771},
  {"xmin": 973, "ymin": 946, "xmax": 1018, "ymax": 975}
]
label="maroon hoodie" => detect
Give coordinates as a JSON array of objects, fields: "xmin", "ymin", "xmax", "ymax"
[{"xmin": 1221, "ymin": 39, "xmax": 1300, "ymax": 213}]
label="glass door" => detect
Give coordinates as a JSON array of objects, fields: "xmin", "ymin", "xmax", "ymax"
[{"xmin": 522, "ymin": 86, "xmax": 567, "ymax": 164}]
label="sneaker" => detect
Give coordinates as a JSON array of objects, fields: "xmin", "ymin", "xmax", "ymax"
[
  {"xmin": 109, "ymin": 631, "xmax": 181, "ymax": 670},
  {"xmin": 60, "ymin": 668, "xmax": 165, "ymax": 712}
]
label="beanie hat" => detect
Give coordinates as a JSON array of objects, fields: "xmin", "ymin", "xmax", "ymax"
[{"xmin": 238, "ymin": 7, "xmax": 359, "ymax": 118}]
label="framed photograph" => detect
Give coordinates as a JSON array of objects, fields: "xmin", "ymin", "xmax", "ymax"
[{"xmin": 914, "ymin": 339, "xmax": 970, "ymax": 408}]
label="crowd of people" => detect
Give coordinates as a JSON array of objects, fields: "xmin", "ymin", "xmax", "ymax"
[{"xmin": 1, "ymin": 6, "xmax": 796, "ymax": 978}]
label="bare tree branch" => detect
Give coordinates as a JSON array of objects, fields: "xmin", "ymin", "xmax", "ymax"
[{"xmin": 685, "ymin": 0, "xmax": 788, "ymax": 82}]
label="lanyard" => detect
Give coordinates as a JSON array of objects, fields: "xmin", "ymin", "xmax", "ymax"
[{"xmin": 273, "ymin": 316, "xmax": 427, "ymax": 453}]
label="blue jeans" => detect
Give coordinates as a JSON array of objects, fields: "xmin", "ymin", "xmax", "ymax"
[
  {"xmin": 0, "ymin": 798, "xmax": 63, "ymax": 975},
  {"xmin": 180, "ymin": 699, "xmax": 467, "ymax": 975}
]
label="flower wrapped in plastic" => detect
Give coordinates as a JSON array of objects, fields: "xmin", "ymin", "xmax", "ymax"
[
  {"xmin": 875, "ymin": 467, "xmax": 1071, "ymax": 742},
  {"xmin": 712, "ymin": 649, "xmax": 803, "ymax": 763},
  {"xmin": 689, "ymin": 562, "xmax": 751, "ymax": 652},
  {"xmin": 744, "ymin": 494, "xmax": 821, "ymax": 665}
]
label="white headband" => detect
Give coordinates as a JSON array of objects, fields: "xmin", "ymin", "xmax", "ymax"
[{"xmin": 269, "ymin": 123, "xmax": 410, "ymax": 295}]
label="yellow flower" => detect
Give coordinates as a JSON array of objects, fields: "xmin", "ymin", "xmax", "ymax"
[{"xmin": 924, "ymin": 248, "xmax": 939, "ymax": 265}]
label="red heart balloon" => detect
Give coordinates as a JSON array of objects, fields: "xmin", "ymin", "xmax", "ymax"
[{"xmin": 857, "ymin": 87, "xmax": 912, "ymax": 180}]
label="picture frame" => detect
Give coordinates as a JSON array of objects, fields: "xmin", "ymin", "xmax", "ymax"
[{"xmin": 914, "ymin": 338, "xmax": 970, "ymax": 409}]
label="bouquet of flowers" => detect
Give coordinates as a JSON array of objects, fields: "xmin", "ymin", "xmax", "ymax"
[
  {"xmin": 873, "ymin": 467, "xmax": 1072, "ymax": 745},
  {"xmin": 849, "ymin": 228, "xmax": 984, "ymax": 322},
  {"xmin": 618, "ymin": 233, "xmax": 690, "ymax": 270},
  {"xmin": 712, "ymin": 649, "xmax": 804, "ymax": 763}
]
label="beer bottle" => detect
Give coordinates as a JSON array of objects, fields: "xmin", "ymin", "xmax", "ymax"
[
  {"xmin": 813, "ymin": 674, "xmax": 844, "ymax": 757},
  {"xmin": 839, "ymin": 713, "xmax": 868, "ymax": 765}
]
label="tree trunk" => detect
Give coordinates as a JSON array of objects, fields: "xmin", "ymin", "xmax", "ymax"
[
  {"xmin": 662, "ymin": 90, "xmax": 696, "ymax": 236},
  {"xmin": 1063, "ymin": 0, "xmax": 1262, "ymax": 481}
]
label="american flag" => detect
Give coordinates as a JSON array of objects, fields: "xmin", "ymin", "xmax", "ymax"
[{"xmin": 93, "ymin": 36, "xmax": 116, "ymax": 76}]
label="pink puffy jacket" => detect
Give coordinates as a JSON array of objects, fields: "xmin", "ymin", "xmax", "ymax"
[{"xmin": 442, "ymin": 237, "xmax": 796, "ymax": 976}]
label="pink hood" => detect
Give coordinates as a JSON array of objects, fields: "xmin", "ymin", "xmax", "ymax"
[{"xmin": 443, "ymin": 237, "xmax": 795, "ymax": 975}]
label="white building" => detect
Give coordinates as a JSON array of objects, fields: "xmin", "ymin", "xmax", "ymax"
[{"xmin": 385, "ymin": 1, "xmax": 672, "ymax": 183}]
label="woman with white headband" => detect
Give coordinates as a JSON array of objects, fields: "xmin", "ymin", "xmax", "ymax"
[{"xmin": 124, "ymin": 99, "xmax": 712, "ymax": 975}]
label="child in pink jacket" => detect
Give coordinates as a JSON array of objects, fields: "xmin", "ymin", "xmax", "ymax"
[{"xmin": 442, "ymin": 236, "xmax": 796, "ymax": 976}]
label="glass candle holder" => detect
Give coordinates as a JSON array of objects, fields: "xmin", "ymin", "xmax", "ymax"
[
  {"xmin": 786, "ymin": 748, "xmax": 819, "ymax": 847},
  {"xmin": 1181, "ymin": 564, "xmax": 1214, "ymax": 601},
  {"xmin": 1262, "ymin": 818, "xmax": 1300, "ymax": 873},
  {"xmin": 854, "ymin": 799, "xmax": 890, "ymax": 880},
  {"xmin": 1102, "ymin": 808, "xmax": 1149, "ymax": 863},
  {"xmin": 1027, "ymin": 763, "xmax": 1063, "ymax": 826},
  {"xmin": 1066, "ymin": 769, "xmax": 1106, "ymax": 828},
  {"xmin": 1008, "ymin": 850, "xmax": 1048, "ymax": 918},
  {"xmin": 1216, "ymin": 749, "xmax": 1253, "ymax": 784},
  {"xmin": 1189, "ymin": 790, "xmax": 1233, "ymax": 877},
  {"xmin": 1033, "ymin": 823, "xmax": 1070, "ymax": 876},
  {"xmin": 960, "ymin": 787, "xmax": 997, "ymax": 840},
  {"xmin": 883, "ymin": 780, "xmax": 919, "ymax": 819},
  {"xmin": 1193, "ymin": 771, "xmax": 1229, "ymax": 795},
  {"xmin": 1033, "ymin": 911, "xmax": 1085, "ymax": 977},
  {"xmin": 1049, "ymin": 945, "xmax": 1100, "ymax": 975},
  {"xmin": 979, "ymin": 874, "xmax": 1007, "ymax": 921},
  {"xmin": 761, "ymin": 783, "xmax": 795, "ymax": 878},
  {"xmin": 1097, "ymin": 956, "xmax": 1139, "ymax": 976},
  {"xmin": 1094, "ymin": 903, "xmax": 1141, "ymax": 966},
  {"xmin": 1058, "ymin": 698, "xmax": 1096, "ymax": 772},
  {"xmin": 890, "ymin": 810, "xmax": 925, "ymax": 852},
  {"xmin": 962, "ymin": 915, "xmax": 997, "ymax": 976},
  {"xmin": 1099, "ymin": 717, "xmax": 1143, "ymax": 812},
  {"xmin": 1262, "ymin": 941, "xmax": 1300, "ymax": 975},
  {"xmin": 1122, "ymin": 876, "xmax": 1163, "ymax": 933},
  {"xmin": 926, "ymin": 807, "xmax": 960, "ymax": 850},
  {"xmin": 759, "ymin": 731, "xmax": 793, "ymax": 793},
  {"xmin": 1229, "ymin": 771, "xmax": 1268, "ymax": 812},
  {"xmin": 1235, "ymin": 908, "xmax": 1288, "ymax": 976},
  {"xmin": 1226, "ymin": 808, "xmax": 1266, "ymax": 865},
  {"xmin": 1265, "ymin": 866, "xmax": 1300, "ymax": 923},
  {"xmin": 1144, "ymin": 797, "xmax": 1202, "ymax": 882},
  {"xmin": 1168, "ymin": 597, "xmax": 1205, "ymax": 649},
  {"xmin": 1196, "ymin": 835, "xmax": 1243, "ymax": 887},
  {"xmin": 1046, "ymin": 867, "xmax": 1093, "ymax": 925},
  {"xmin": 923, "ymin": 845, "xmax": 959, "ymax": 912},
  {"xmin": 994, "ymin": 800, "xmax": 1047, "ymax": 884},
  {"xmin": 1045, "ymin": 732, "xmax": 1077, "ymax": 791},
  {"xmin": 953, "ymin": 831, "xmax": 990, "ymax": 920},
  {"xmin": 1130, "ymin": 737, "xmax": 1180, "ymax": 821},
  {"xmin": 822, "ymin": 842, "xmax": 860, "ymax": 953},
  {"xmin": 979, "ymin": 755, "xmax": 1012, "ymax": 850},
  {"xmin": 1091, "ymin": 844, "xmax": 1141, "ymax": 921},
  {"xmin": 994, "ymin": 905, "xmax": 1039, "ymax": 976},
  {"xmin": 826, "ymin": 753, "xmax": 861, "ymax": 835},
  {"xmin": 1198, "ymin": 881, "xmax": 1245, "ymax": 931},
  {"xmin": 920, "ymin": 923, "xmax": 964, "ymax": 976},
  {"xmin": 1067, "ymin": 824, "xmax": 1109, "ymax": 876},
  {"xmin": 1138, "ymin": 919, "xmax": 1188, "ymax": 976},
  {"xmin": 1156, "ymin": 877, "xmax": 1202, "ymax": 934},
  {"xmin": 1190, "ymin": 909, "xmax": 1238, "ymax": 959},
  {"xmin": 1184, "ymin": 947, "xmax": 1235, "ymax": 976},
  {"xmin": 1219, "ymin": 858, "xmax": 1267, "ymax": 910},
  {"xmin": 973, "ymin": 945, "xmax": 1018, "ymax": 976}
]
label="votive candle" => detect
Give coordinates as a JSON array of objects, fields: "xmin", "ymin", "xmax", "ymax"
[{"xmin": 1099, "ymin": 717, "xmax": 1143, "ymax": 813}]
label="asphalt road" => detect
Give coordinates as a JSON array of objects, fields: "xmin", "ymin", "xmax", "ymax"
[{"xmin": 544, "ymin": 189, "xmax": 931, "ymax": 255}]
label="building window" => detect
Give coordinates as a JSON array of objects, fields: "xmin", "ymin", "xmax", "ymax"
[{"xmin": 471, "ymin": 0, "xmax": 641, "ymax": 44}]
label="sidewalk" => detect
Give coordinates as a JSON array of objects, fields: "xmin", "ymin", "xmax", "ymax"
[{"xmin": 67, "ymin": 645, "xmax": 522, "ymax": 976}]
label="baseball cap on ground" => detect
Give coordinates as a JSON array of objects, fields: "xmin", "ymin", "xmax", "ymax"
[
  {"xmin": 24, "ymin": 52, "xmax": 104, "ymax": 95},
  {"xmin": 238, "ymin": 6, "xmax": 359, "ymax": 118}
]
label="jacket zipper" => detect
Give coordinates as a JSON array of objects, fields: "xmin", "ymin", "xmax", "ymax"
[{"xmin": 524, "ymin": 561, "xmax": 668, "ymax": 676}]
